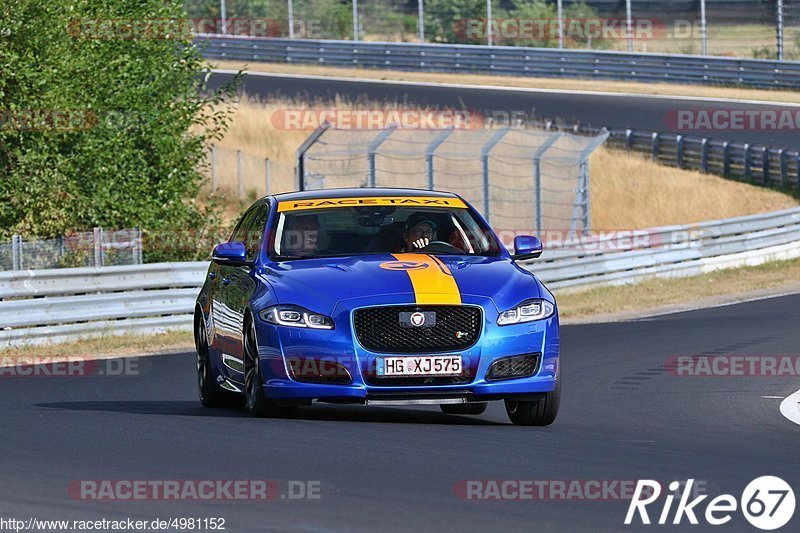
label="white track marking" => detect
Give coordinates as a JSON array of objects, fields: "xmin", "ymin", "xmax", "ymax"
[
  {"xmin": 212, "ymin": 69, "xmax": 800, "ymax": 108},
  {"xmin": 780, "ymin": 390, "xmax": 800, "ymax": 426}
]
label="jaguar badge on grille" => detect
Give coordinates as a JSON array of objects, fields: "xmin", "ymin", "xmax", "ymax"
[
  {"xmin": 455, "ymin": 331, "xmax": 468, "ymax": 339},
  {"xmin": 399, "ymin": 311, "xmax": 436, "ymax": 328}
]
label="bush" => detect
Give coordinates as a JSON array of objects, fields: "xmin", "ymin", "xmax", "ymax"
[{"xmin": 0, "ymin": 0, "xmax": 235, "ymax": 261}]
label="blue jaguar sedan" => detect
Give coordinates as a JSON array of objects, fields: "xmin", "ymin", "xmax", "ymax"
[{"xmin": 194, "ymin": 188, "xmax": 560, "ymax": 425}]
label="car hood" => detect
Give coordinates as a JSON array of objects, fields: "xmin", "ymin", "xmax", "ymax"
[{"xmin": 262, "ymin": 253, "xmax": 543, "ymax": 315}]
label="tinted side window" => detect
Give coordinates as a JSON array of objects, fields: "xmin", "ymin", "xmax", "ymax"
[
  {"xmin": 230, "ymin": 206, "xmax": 259, "ymax": 243},
  {"xmin": 244, "ymin": 205, "xmax": 269, "ymax": 262}
]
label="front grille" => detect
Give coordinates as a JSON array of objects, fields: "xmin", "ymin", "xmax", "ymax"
[
  {"xmin": 486, "ymin": 354, "xmax": 540, "ymax": 381},
  {"xmin": 353, "ymin": 305, "xmax": 482, "ymax": 354}
]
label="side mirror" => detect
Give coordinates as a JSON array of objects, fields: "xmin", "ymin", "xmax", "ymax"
[
  {"xmin": 212, "ymin": 242, "xmax": 249, "ymax": 266},
  {"xmin": 512, "ymin": 235, "xmax": 543, "ymax": 261}
]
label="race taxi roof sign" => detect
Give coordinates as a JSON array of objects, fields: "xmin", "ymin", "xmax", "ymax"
[{"xmin": 277, "ymin": 196, "xmax": 468, "ymax": 212}]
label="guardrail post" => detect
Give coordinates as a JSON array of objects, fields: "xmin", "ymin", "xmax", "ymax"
[
  {"xmin": 367, "ymin": 125, "xmax": 397, "ymax": 188},
  {"xmin": 700, "ymin": 138, "xmax": 709, "ymax": 173},
  {"xmin": 743, "ymin": 144, "xmax": 752, "ymax": 181},
  {"xmin": 651, "ymin": 132, "xmax": 660, "ymax": 160},
  {"xmin": 425, "ymin": 128, "xmax": 453, "ymax": 190},
  {"xmin": 625, "ymin": 129, "xmax": 633, "ymax": 150},
  {"xmin": 762, "ymin": 147, "xmax": 770, "ymax": 185},
  {"xmin": 722, "ymin": 142, "xmax": 731, "ymax": 177},
  {"xmin": 676, "ymin": 135, "xmax": 684, "ymax": 168},
  {"xmin": 11, "ymin": 235, "xmax": 21, "ymax": 270},
  {"xmin": 481, "ymin": 128, "xmax": 511, "ymax": 222},
  {"xmin": 796, "ymin": 152, "xmax": 800, "ymax": 189},
  {"xmin": 778, "ymin": 149, "xmax": 787, "ymax": 187}
]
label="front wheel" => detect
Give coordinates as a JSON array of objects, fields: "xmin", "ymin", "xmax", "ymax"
[
  {"xmin": 504, "ymin": 376, "xmax": 560, "ymax": 426},
  {"xmin": 243, "ymin": 319, "xmax": 296, "ymax": 419},
  {"xmin": 197, "ymin": 320, "xmax": 239, "ymax": 408}
]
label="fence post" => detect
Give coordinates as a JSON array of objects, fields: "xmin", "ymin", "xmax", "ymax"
[
  {"xmin": 265, "ymin": 158, "xmax": 271, "ymax": 195},
  {"xmin": 743, "ymin": 143, "xmax": 752, "ymax": 181},
  {"xmin": 675, "ymin": 135, "xmax": 684, "ymax": 168},
  {"xmin": 777, "ymin": 0, "xmax": 784, "ymax": 61},
  {"xmin": 762, "ymin": 147, "xmax": 770, "ymax": 185},
  {"xmin": 367, "ymin": 125, "xmax": 397, "ymax": 188},
  {"xmin": 93, "ymin": 227, "xmax": 102, "ymax": 267},
  {"xmin": 295, "ymin": 122, "xmax": 331, "ymax": 190},
  {"xmin": 700, "ymin": 138, "xmax": 709, "ymax": 173},
  {"xmin": 133, "ymin": 226, "xmax": 143, "ymax": 265},
  {"xmin": 722, "ymin": 142, "xmax": 731, "ymax": 177},
  {"xmin": 237, "ymin": 149, "xmax": 244, "ymax": 200},
  {"xmin": 481, "ymin": 128, "xmax": 511, "ymax": 223},
  {"xmin": 425, "ymin": 128, "xmax": 453, "ymax": 190},
  {"xmin": 11, "ymin": 234, "xmax": 21, "ymax": 270},
  {"xmin": 531, "ymin": 133, "xmax": 562, "ymax": 234},
  {"xmin": 651, "ymin": 132, "xmax": 660, "ymax": 160},
  {"xmin": 211, "ymin": 144, "xmax": 217, "ymax": 191}
]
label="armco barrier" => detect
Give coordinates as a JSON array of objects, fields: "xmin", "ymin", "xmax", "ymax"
[
  {"xmin": 198, "ymin": 35, "xmax": 800, "ymax": 90},
  {"xmin": 1, "ymin": 208, "xmax": 799, "ymax": 347}
]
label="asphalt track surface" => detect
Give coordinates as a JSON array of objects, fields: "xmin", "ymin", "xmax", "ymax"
[
  {"xmin": 2, "ymin": 294, "xmax": 799, "ymax": 531},
  {"xmin": 208, "ymin": 71, "xmax": 800, "ymax": 149}
]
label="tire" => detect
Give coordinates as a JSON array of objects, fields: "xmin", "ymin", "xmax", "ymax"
[
  {"xmin": 440, "ymin": 402, "xmax": 488, "ymax": 415},
  {"xmin": 196, "ymin": 319, "xmax": 240, "ymax": 408},
  {"xmin": 243, "ymin": 318, "xmax": 296, "ymax": 419},
  {"xmin": 504, "ymin": 375, "xmax": 561, "ymax": 426}
]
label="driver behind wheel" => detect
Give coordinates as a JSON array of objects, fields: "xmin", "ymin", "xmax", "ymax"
[{"xmin": 402, "ymin": 215, "xmax": 438, "ymax": 251}]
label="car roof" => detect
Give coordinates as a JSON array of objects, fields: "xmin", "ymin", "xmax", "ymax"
[{"xmin": 271, "ymin": 188, "xmax": 459, "ymax": 202}]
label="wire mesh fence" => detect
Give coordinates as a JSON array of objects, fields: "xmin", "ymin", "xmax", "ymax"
[
  {"xmin": 0, "ymin": 229, "xmax": 143, "ymax": 271},
  {"xmin": 186, "ymin": 0, "xmax": 799, "ymax": 59},
  {"xmin": 202, "ymin": 145, "xmax": 296, "ymax": 199},
  {"xmin": 298, "ymin": 126, "xmax": 608, "ymax": 233}
]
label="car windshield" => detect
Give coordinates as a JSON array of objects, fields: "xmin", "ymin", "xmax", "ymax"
[{"xmin": 270, "ymin": 198, "xmax": 502, "ymax": 260}]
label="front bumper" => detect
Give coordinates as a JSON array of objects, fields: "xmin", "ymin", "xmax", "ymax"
[{"xmin": 252, "ymin": 295, "xmax": 559, "ymax": 403}]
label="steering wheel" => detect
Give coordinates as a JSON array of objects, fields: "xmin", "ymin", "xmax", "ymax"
[{"xmin": 418, "ymin": 240, "xmax": 463, "ymax": 253}]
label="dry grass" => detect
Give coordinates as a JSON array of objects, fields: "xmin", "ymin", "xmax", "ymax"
[
  {"xmin": 206, "ymin": 97, "xmax": 797, "ymax": 228},
  {"xmin": 0, "ymin": 330, "xmax": 193, "ymax": 361},
  {"xmin": 589, "ymin": 149, "xmax": 798, "ymax": 229},
  {"xmin": 556, "ymin": 257, "xmax": 800, "ymax": 320},
  {"xmin": 212, "ymin": 60, "xmax": 800, "ymax": 105}
]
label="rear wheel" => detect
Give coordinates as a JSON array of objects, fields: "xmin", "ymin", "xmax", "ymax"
[
  {"xmin": 440, "ymin": 402, "xmax": 488, "ymax": 415},
  {"xmin": 504, "ymin": 375, "xmax": 560, "ymax": 426},
  {"xmin": 243, "ymin": 318, "xmax": 296, "ymax": 419}
]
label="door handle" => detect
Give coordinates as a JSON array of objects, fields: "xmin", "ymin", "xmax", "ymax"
[
  {"xmin": 222, "ymin": 278, "xmax": 231, "ymax": 285},
  {"xmin": 209, "ymin": 272, "xmax": 216, "ymax": 280}
]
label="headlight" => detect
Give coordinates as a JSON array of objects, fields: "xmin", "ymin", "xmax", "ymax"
[
  {"xmin": 497, "ymin": 299, "xmax": 554, "ymax": 325},
  {"xmin": 259, "ymin": 305, "xmax": 334, "ymax": 330}
]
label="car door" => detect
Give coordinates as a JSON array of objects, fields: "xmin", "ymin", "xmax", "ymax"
[
  {"xmin": 218, "ymin": 202, "xmax": 270, "ymax": 381},
  {"xmin": 210, "ymin": 205, "xmax": 260, "ymax": 371}
]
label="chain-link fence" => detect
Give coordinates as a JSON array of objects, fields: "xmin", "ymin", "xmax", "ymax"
[
  {"xmin": 296, "ymin": 126, "xmax": 608, "ymax": 233},
  {"xmin": 203, "ymin": 145, "xmax": 296, "ymax": 200},
  {"xmin": 186, "ymin": 0, "xmax": 798, "ymax": 59},
  {"xmin": 0, "ymin": 229, "xmax": 143, "ymax": 271}
]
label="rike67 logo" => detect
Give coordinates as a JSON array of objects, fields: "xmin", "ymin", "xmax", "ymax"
[{"xmin": 626, "ymin": 477, "xmax": 795, "ymax": 530}]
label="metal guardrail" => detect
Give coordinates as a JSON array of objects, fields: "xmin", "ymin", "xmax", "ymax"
[
  {"xmin": 2, "ymin": 208, "xmax": 799, "ymax": 347},
  {"xmin": 198, "ymin": 35, "xmax": 800, "ymax": 89}
]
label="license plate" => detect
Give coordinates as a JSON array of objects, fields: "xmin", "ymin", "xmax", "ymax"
[{"xmin": 376, "ymin": 355, "xmax": 462, "ymax": 376}]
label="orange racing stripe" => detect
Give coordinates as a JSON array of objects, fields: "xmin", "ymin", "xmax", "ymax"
[{"xmin": 390, "ymin": 253, "xmax": 461, "ymax": 305}]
